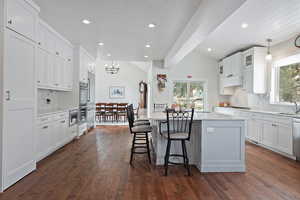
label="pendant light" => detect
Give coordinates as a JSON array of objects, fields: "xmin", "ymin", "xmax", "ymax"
[{"xmin": 265, "ymin": 38, "xmax": 273, "ymax": 61}]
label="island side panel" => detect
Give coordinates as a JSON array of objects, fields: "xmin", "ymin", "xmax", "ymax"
[
  {"xmin": 198, "ymin": 120, "xmax": 246, "ymax": 172},
  {"xmin": 151, "ymin": 119, "xmax": 201, "ymax": 166}
]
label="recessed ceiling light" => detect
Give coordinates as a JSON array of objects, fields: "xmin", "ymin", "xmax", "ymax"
[
  {"xmin": 98, "ymin": 42, "xmax": 104, "ymax": 46},
  {"xmin": 207, "ymin": 48, "xmax": 212, "ymax": 52},
  {"xmin": 148, "ymin": 23, "xmax": 156, "ymax": 28},
  {"xmin": 82, "ymin": 19, "xmax": 91, "ymax": 24},
  {"xmin": 144, "ymin": 55, "xmax": 149, "ymax": 58},
  {"xmin": 241, "ymin": 23, "xmax": 248, "ymax": 29},
  {"xmin": 107, "ymin": 53, "xmax": 111, "ymax": 57},
  {"xmin": 145, "ymin": 44, "xmax": 151, "ymax": 48}
]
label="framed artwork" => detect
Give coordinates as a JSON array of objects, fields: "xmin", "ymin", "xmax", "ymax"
[{"xmin": 109, "ymin": 86, "xmax": 125, "ymax": 99}]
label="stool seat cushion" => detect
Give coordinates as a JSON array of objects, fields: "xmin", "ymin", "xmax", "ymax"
[
  {"xmin": 133, "ymin": 121, "xmax": 150, "ymax": 126},
  {"xmin": 161, "ymin": 132, "xmax": 189, "ymax": 140},
  {"xmin": 132, "ymin": 125, "xmax": 152, "ymax": 133}
]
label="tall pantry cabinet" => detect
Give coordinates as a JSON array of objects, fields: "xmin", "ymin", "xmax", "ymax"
[{"xmin": 0, "ymin": 0, "xmax": 40, "ymax": 191}]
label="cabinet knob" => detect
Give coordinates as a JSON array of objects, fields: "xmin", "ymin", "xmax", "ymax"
[
  {"xmin": 8, "ymin": 20, "xmax": 12, "ymax": 25},
  {"xmin": 43, "ymin": 126, "xmax": 48, "ymax": 129},
  {"xmin": 37, "ymin": 80, "xmax": 41, "ymax": 83},
  {"xmin": 38, "ymin": 42, "xmax": 41, "ymax": 45}
]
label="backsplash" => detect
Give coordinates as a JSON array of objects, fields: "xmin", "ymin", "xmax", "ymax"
[{"xmin": 37, "ymin": 89, "xmax": 60, "ymax": 114}]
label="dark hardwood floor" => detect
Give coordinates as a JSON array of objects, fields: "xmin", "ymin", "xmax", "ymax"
[{"xmin": 1, "ymin": 126, "xmax": 300, "ymax": 200}]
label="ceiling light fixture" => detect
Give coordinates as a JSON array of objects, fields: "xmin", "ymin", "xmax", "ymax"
[
  {"xmin": 144, "ymin": 55, "xmax": 149, "ymax": 58},
  {"xmin": 145, "ymin": 44, "xmax": 151, "ymax": 48},
  {"xmin": 148, "ymin": 23, "xmax": 156, "ymax": 28},
  {"xmin": 105, "ymin": 61, "xmax": 120, "ymax": 75},
  {"xmin": 82, "ymin": 19, "xmax": 91, "ymax": 24},
  {"xmin": 265, "ymin": 38, "xmax": 273, "ymax": 61},
  {"xmin": 107, "ymin": 53, "xmax": 111, "ymax": 57},
  {"xmin": 207, "ymin": 48, "xmax": 212, "ymax": 52},
  {"xmin": 241, "ymin": 23, "xmax": 248, "ymax": 29},
  {"xmin": 98, "ymin": 42, "xmax": 104, "ymax": 46}
]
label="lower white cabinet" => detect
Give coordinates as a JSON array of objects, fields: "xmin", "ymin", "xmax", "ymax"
[
  {"xmin": 36, "ymin": 112, "xmax": 77, "ymax": 161},
  {"xmin": 215, "ymin": 107, "xmax": 294, "ymax": 157}
]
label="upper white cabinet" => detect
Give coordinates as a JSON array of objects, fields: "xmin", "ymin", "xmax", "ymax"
[
  {"xmin": 79, "ymin": 47, "xmax": 95, "ymax": 83},
  {"xmin": 242, "ymin": 47, "xmax": 267, "ymax": 94},
  {"xmin": 222, "ymin": 52, "xmax": 243, "ymax": 87},
  {"xmin": 6, "ymin": 0, "xmax": 39, "ymax": 41},
  {"xmin": 36, "ymin": 20, "xmax": 73, "ymax": 91},
  {"xmin": 219, "ymin": 61, "xmax": 234, "ymax": 95}
]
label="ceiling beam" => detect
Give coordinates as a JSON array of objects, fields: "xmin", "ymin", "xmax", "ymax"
[{"xmin": 164, "ymin": 0, "xmax": 247, "ymax": 68}]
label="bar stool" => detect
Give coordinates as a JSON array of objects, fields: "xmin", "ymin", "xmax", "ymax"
[
  {"xmin": 127, "ymin": 104, "xmax": 152, "ymax": 164},
  {"xmin": 160, "ymin": 108, "xmax": 195, "ymax": 176}
]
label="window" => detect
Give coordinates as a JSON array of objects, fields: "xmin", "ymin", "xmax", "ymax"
[
  {"xmin": 271, "ymin": 54, "xmax": 300, "ymax": 104},
  {"xmin": 173, "ymin": 81, "xmax": 206, "ymax": 110}
]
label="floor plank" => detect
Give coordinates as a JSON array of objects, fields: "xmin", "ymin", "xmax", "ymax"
[{"xmin": 0, "ymin": 125, "xmax": 300, "ymax": 200}]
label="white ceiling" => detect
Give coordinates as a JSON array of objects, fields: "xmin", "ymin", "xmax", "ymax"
[
  {"xmin": 33, "ymin": 0, "xmax": 202, "ymax": 60},
  {"xmin": 197, "ymin": 0, "xmax": 300, "ymax": 60}
]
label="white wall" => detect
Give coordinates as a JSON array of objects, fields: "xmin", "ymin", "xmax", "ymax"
[
  {"xmin": 229, "ymin": 35, "xmax": 300, "ymax": 113},
  {"xmin": 149, "ymin": 49, "xmax": 221, "ymax": 112},
  {"xmin": 95, "ymin": 60, "xmax": 147, "ymax": 107}
]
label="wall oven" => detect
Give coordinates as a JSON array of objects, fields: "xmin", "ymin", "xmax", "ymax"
[
  {"xmin": 79, "ymin": 106, "xmax": 87, "ymax": 124},
  {"xmin": 79, "ymin": 82, "xmax": 89, "ymax": 106}
]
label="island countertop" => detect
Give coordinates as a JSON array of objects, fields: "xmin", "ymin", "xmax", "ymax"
[{"xmin": 149, "ymin": 111, "xmax": 246, "ymax": 121}]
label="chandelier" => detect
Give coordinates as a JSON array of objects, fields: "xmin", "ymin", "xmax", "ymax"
[{"xmin": 105, "ymin": 61, "xmax": 120, "ymax": 74}]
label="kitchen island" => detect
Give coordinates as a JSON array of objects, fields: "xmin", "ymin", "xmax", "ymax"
[{"xmin": 149, "ymin": 112, "xmax": 246, "ymax": 172}]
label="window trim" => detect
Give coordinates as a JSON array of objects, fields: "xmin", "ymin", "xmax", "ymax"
[
  {"xmin": 270, "ymin": 53, "xmax": 300, "ymax": 106},
  {"xmin": 171, "ymin": 79, "xmax": 208, "ymax": 111}
]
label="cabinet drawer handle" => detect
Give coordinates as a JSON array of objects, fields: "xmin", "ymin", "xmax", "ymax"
[
  {"xmin": 56, "ymin": 52, "xmax": 59, "ymax": 56},
  {"xmin": 37, "ymin": 80, "xmax": 41, "ymax": 83},
  {"xmin": 61, "ymin": 120, "xmax": 66, "ymax": 123},
  {"xmin": 38, "ymin": 42, "xmax": 41, "ymax": 45},
  {"xmin": 8, "ymin": 20, "xmax": 12, "ymax": 25},
  {"xmin": 43, "ymin": 126, "xmax": 49, "ymax": 129}
]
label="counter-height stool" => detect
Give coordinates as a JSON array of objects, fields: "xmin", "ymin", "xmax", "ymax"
[
  {"xmin": 127, "ymin": 104, "xmax": 152, "ymax": 164},
  {"xmin": 160, "ymin": 108, "xmax": 195, "ymax": 176}
]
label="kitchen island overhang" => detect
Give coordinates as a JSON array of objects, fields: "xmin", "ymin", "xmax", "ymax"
[{"xmin": 150, "ymin": 112, "xmax": 246, "ymax": 173}]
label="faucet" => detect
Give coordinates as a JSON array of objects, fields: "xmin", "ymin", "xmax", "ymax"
[{"xmin": 295, "ymin": 102, "xmax": 300, "ymax": 114}]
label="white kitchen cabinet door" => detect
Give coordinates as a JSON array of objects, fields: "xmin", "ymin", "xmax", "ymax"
[
  {"xmin": 262, "ymin": 122, "xmax": 277, "ymax": 149},
  {"xmin": 59, "ymin": 118, "xmax": 68, "ymax": 145},
  {"xmin": 37, "ymin": 21, "xmax": 47, "ymax": 49},
  {"xmin": 277, "ymin": 124, "xmax": 293, "ymax": 155},
  {"xmin": 6, "ymin": 0, "xmax": 38, "ymax": 41},
  {"xmin": 223, "ymin": 57, "xmax": 232, "ymax": 78},
  {"xmin": 3, "ymin": 30, "xmax": 36, "ymax": 190},
  {"xmin": 53, "ymin": 55, "xmax": 64, "ymax": 89},
  {"xmin": 243, "ymin": 68, "xmax": 253, "ymax": 92},
  {"xmin": 47, "ymin": 53, "xmax": 56, "ymax": 88},
  {"xmin": 36, "ymin": 123, "xmax": 51, "ymax": 161},
  {"xmin": 52, "ymin": 120, "xmax": 61, "ymax": 150},
  {"xmin": 36, "ymin": 47, "xmax": 49, "ymax": 87},
  {"xmin": 251, "ymin": 119, "xmax": 261, "ymax": 143},
  {"xmin": 65, "ymin": 59, "xmax": 73, "ymax": 90}
]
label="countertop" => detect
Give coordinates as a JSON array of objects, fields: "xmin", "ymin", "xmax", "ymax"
[
  {"xmin": 149, "ymin": 112, "xmax": 246, "ymax": 121},
  {"xmin": 215, "ymin": 107, "xmax": 300, "ymax": 119}
]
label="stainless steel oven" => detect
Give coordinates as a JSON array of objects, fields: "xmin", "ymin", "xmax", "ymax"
[
  {"xmin": 79, "ymin": 82, "xmax": 89, "ymax": 106},
  {"xmin": 69, "ymin": 109, "xmax": 79, "ymax": 127},
  {"xmin": 79, "ymin": 106, "xmax": 87, "ymax": 124}
]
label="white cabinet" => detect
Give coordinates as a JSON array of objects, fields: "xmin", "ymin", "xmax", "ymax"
[
  {"xmin": 219, "ymin": 62, "xmax": 234, "ymax": 95},
  {"xmin": 6, "ymin": 0, "xmax": 39, "ymax": 41},
  {"xmin": 36, "ymin": 121, "xmax": 52, "ymax": 161},
  {"xmin": 3, "ymin": 29, "xmax": 37, "ymax": 191},
  {"xmin": 262, "ymin": 121, "xmax": 278, "ymax": 149},
  {"xmin": 36, "ymin": 112, "xmax": 74, "ymax": 162},
  {"xmin": 214, "ymin": 107, "xmax": 294, "ymax": 157},
  {"xmin": 242, "ymin": 47, "xmax": 267, "ymax": 94},
  {"xmin": 222, "ymin": 52, "xmax": 243, "ymax": 87},
  {"xmin": 277, "ymin": 124, "xmax": 293, "ymax": 155},
  {"xmin": 36, "ymin": 19, "xmax": 73, "ymax": 91},
  {"xmin": 37, "ymin": 47, "xmax": 49, "ymax": 87}
]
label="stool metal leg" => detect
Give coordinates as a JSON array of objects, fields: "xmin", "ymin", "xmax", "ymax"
[
  {"xmin": 130, "ymin": 133, "xmax": 136, "ymax": 165},
  {"xmin": 145, "ymin": 132, "xmax": 151, "ymax": 164},
  {"xmin": 164, "ymin": 140, "xmax": 171, "ymax": 176},
  {"xmin": 182, "ymin": 140, "xmax": 190, "ymax": 176}
]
